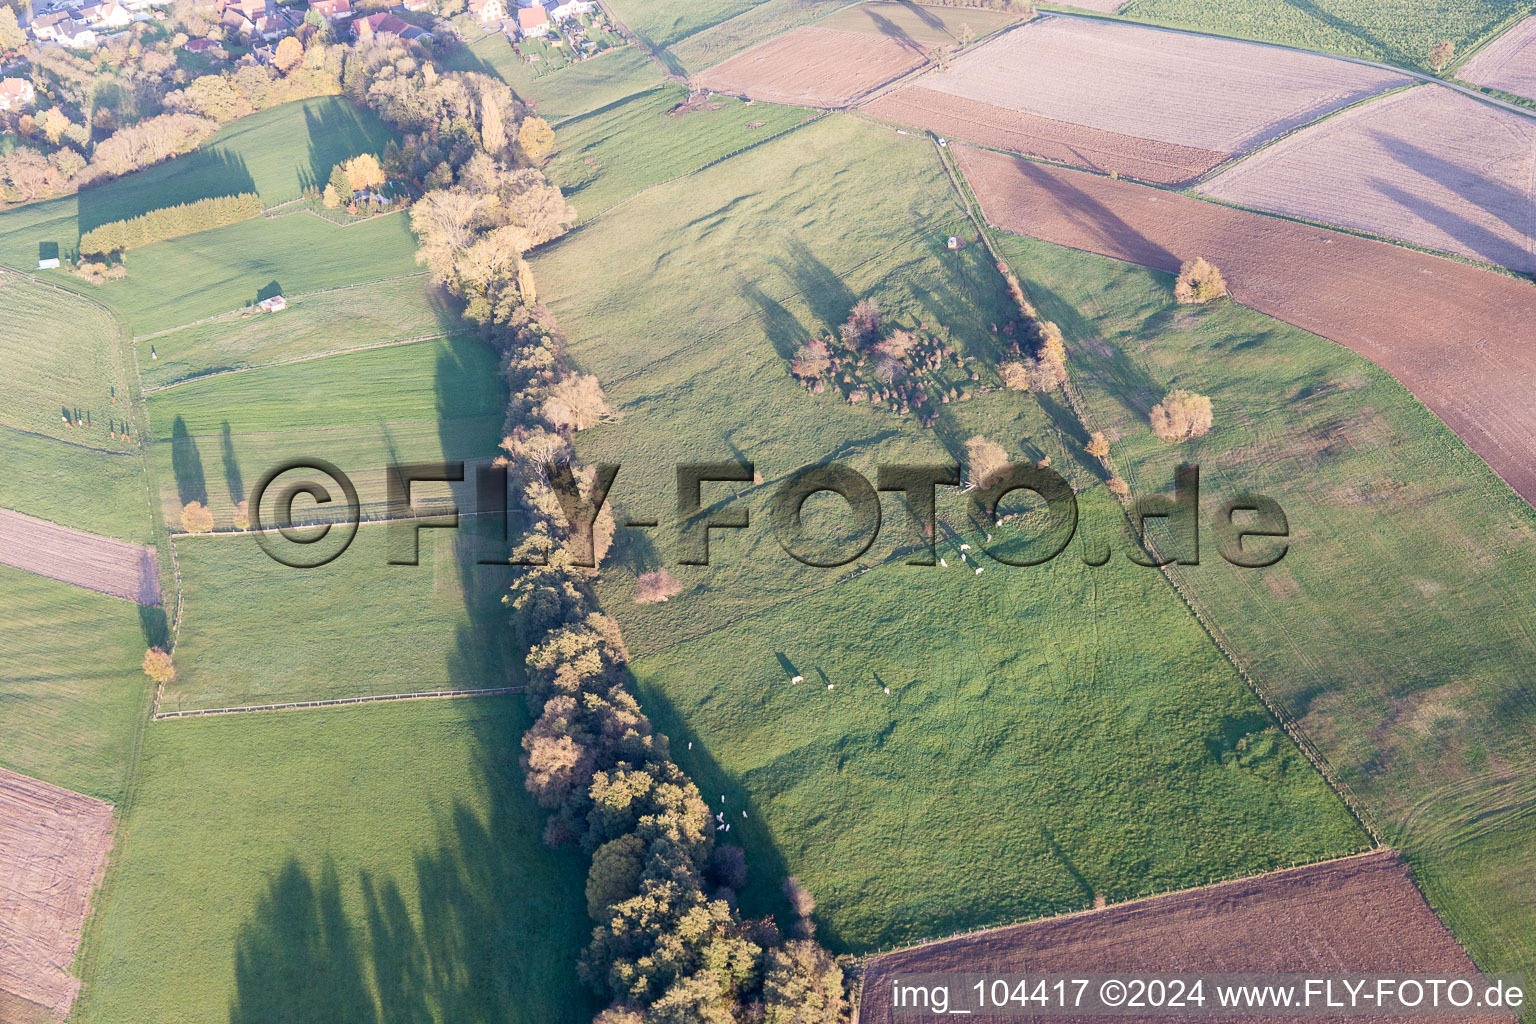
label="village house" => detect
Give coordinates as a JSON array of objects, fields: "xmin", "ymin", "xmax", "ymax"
[
  {"xmin": 308, "ymin": 0, "xmax": 351, "ymax": 22},
  {"xmin": 547, "ymin": 0, "xmax": 593, "ymax": 21},
  {"xmin": 30, "ymin": 11, "xmax": 97, "ymax": 47},
  {"xmin": 466, "ymin": 0, "xmax": 505, "ymax": 25},
  {"xmin": 352, "ymin": 11, "xmax": 430, "ymax": 41},
  {"xmin": 182, "ymin": 35, "xmax": 216, "ymax": 51},
  {"xmin": 0, "ymin": 78, "xmax": 36, "ymax": 111},
  {"xmin": 515, "ymin": 3, "xmax": 547, "ymax": 37}
]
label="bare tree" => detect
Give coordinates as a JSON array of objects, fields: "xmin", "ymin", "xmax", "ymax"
[
  {"xmin": 634, "ymin": 569, "xmax": 684, "ymax": 604},
  {"xmin": 965, "ymin": 434, "xmax": 1009, "ymax": 489},
  {"xmin": 1149, "ymin": 389, "xmax": 1214, "ymax": 442}
]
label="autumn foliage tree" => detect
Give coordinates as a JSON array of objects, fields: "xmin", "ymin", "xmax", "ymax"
[
  {"xmin": 1428, "ymin": 39, "xmax": 1455, "ymax": 72},
  {"xmin": 142, "ymin": 647, "xmax": 175, "ymax": 684},
  {"xmin": 1149, "ymin": 389, "xmax": 1214, "ymax": 442},
  {"xmin": 518, "ymin": 115, "xmax": 555, "ymax": 163},
  {"xmin": 180, "ymin": 500, "xmax": 214, "ymax": 533},
  {"xmin": 1174, "ymin": 257, "xmax": 1227, "ymax": 304},
  {"xmin": 1086, "ymin": 431, "xmax": 1110, "ymax": 459},
  {"xmin": 273, "ymin": 35, "xmax": 303, "ymax": 74},
  {"xmin": 965, "ymin": 434, "xmax": 1009, "ymax": 489}
]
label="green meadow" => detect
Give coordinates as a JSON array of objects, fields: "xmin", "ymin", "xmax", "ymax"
[
  {"xmin": 1118, "ymin": 0, "xmax": 1528, "ymax": 72},
  {"xmin": 0, "ymin": 96, "xmax": 398, "ymax": 274},
  {"xmin": 137, "ymin": 274, "xmax": 462, "ymax": 390},
  {"xmin": 602, "ymin": 0, "xmax": 854, "ymax": 73},
  {"xmin": 73, "ymin": 700, "xmax": 596, "ymax": 1024},
  {"xmin": 145, "ymin": 332, "xmax": 502, "ymax": 531},
  {"xmin": 990, "ymin": 230, "xmax": 1536, "ymax": 984},
  {"xmin": 0, "ymin": 566, "xmax": 153, "ymax": 801},
  {"xmin": 536, "ymin": 112, "xmax": 1367, "ymax": 949}
]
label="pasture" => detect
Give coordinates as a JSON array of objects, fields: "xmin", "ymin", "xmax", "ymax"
[
  {"xmin": 449, "ymin": 39, "xmax": 661, "ymax": 122},
  {"xmin": 0, "ymin": 97, "xmax": 397, "ymax": 274},
  {"xmin": 136, "ymin": 274, "xmax": 461, "ymax": 390},
  {"xmin": 1459, "ymin": 16, "xmax": 1536, "ymax": 101},
  {"xmin": 0, "ymin": 566, "xmax": 153, "ymax": 803},
  {"xmin": 0, "ymin": 430, "xmax": 152, "ymax": 544},
  {"xmin": 1118, "ymin": 0, "xmax": 1529, "ymax": 72},
  {"xmin": 534, "ymin": 113, "xmax": 1366, "ymax": 949},
  {"xmin": 70, "ymin": 699, "xmax": 596, "ymax": 1024},
  {"xmin": 817, "ymin": 2, "xmax": 1021, "ymax": 45},
  {"xmin": 145, "ymin": 333, "xmax": 503, "ymax": 532},
  {"xmin": 1201, "ymin": 85, "xmax": 1536, "ymax": 274},
  {"xmin": 97, "ymin": 211, "xmax": 422, "ymax": 337},
  {"xmin": 544, "ymin": 85, "xmax": 812, "ymax": 219},
  {"xmin": 987, "ymin": 226, "xmax": 1536, "ymax": 985},
  {"xmin": 162, "ymin": 526, "xmax": 515, "ymax": 712},
  {"xmin": 608, "ymin": 0, "xmax": 853, "ymax": 74},
  {"xmin": 0, "ymin": 274, "xmax": 129, "ymax": 448}
]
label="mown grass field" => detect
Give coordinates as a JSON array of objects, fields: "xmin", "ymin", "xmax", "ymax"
[
  {"xmin": 990, "ymin": 232, "xmax": 1536, "ymax": 985},
  {"xmin": 0, "ymin": 273, "xmax": 130, "ymax": 445},
  {"xmin": 163, "ymin": 526, "xmax": 515, "ymax": 711},
  {"xmin": 0, "ymin": 97, "xmax": 398, "ymax": 274},
  {"xmin": 145, "ymin": 332, "xmax": 502, "ymax": 532},
  {"xmin": 101, "ymin": 211, "xmax": 422, "ymax": 337},
  {"xmin": 0, "ymin": 566, "xmax": 153, "ymax": 802},
  {"xmin": 545, "ymin": 85, "xmax": 813, "ymax": 219},
  {"xmin": 818, "ymin": 1, "xmax": 1021, "ymax": 45},
  {"xmin": 137, "ymin": 275, "xmax": 461, "ymax": 390},
  {"xmin": 1119, "ymin": 0, "xmax": 1529, "ymax": 71},
  {"xmin": 0, "ymin": 429, "xmax": 152, "ymax": 542},
  {"xmin": 604, "ymin": 0, "xmax": 854, "ymax": 73},
  {"xmin": 535, "ymin": 112, "xmax": 1368, "ymax": 949},
  {"xmin": 72, "ymin": 699, "xmax": 596, "ymax": 1024}
]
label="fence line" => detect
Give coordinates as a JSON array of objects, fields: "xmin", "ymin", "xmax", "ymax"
[{"xmin": 153, "ymin": 685, "xmax": 524, "ymax": 720}]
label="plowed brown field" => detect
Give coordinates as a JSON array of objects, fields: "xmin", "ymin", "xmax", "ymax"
[
  {"xmin": 0, "ymin": 769, "xmax": 114, "ymax": 1021},
  {"xmin": 864, "ymin": 87, "xmax": 1226, "ymax": 185},
  {"xmin": 1460, "ymin": 17, "xmax": 1536, "ymax": 103},
  {"xmin": 1201, "ymin": 87, "xmax": 1536, "ymax": 274},
  {"xmin": 955, "ymin": 144, "xmax": 1536, "ymax": 507},
  {"xmin": 696, "ymin": 26, "xmax": 926, "ymax": 108},
  {"xmin": 860, "ymin": 851, "xmax": 1508, "ymax": 1024},
  {"xmin": 870, "ymin": 15, "xmax": 1407, "ymax": 173},
  {"xmin": 0, "ymin": 508, "xmax": 160, "ymax": 605}
]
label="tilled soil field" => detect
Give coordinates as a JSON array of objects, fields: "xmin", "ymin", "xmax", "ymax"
[
  {"xmin": 696, "ymin": 26, "xmax": 927, "ymax": 108},
  {"xmin": 1201, "ymin": 86, "xmax": 1536, "ymax": 274},
  {"xmin": 900, "ymin": 16, "xmax": 1408, "ymax": 153},
  {"xmin": 956, "ymin": 144, "xmax": 1536, "ymax": 508},
  {"xmin": 0, "ymin": 768, "xmax": 114, "ymax": 1021},
  {"xmin": 1459, "ymin": 17, "xmax": 1536, "ymax": 103},
  {"xmin": 864, "ymin": 87, "xmax": 1227, "ymax": 185},
  {"xmin": 860, "ymin": 851, "xmax": 1509, "ymax": 1024},
  {"xmin": 0, "ymin": 508, "xmax": 160, "ymax": 605}
]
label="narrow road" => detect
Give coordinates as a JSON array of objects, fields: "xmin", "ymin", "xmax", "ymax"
[{"xmin": 1045, "ymin": 8, "xmax": 1536, "ymax": 122}]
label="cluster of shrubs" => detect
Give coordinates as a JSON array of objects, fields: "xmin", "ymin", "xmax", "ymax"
[
  {"xmin": 351, "ymin": 41, "xmax": 855, "ymax": 1024},
  {"xmin": 790, "ymin": 299, "xmax": 988, "ymax": 425},
  {"xmin": 78, "ymin": 192, "xmax": 262, "ymax": 256},
  {"xmin": 992, "ymin": 260, "xmax": 1068, "ymax": 393}
]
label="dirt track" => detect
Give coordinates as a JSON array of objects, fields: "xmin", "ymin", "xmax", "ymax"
[
  {"xmin": 1460, "ymin": 17, "xmax": 1536, "ymax": 103},
  {"xmin": 955, "ymin": 144, "xmax": 1536, "ymax": 508},
  {"xmin": 0, "ymin": 509, "xmax": 160, "ymax": 605},
  {"xmin": 0, "ymin": 768, "xmax": 114, "ymax": 1020},
  {"xmin": 860, "ymin": 851, "xmax": 1508, "ymax": 1024},
  {"xmin": 864, "ymin": 87, "xmax": 1227, "ymax": 185},
  {"xmin": 1201, "ymin": 86, "xmax": 1536, "ymax": 274},
  {"xmin": 697, "ymin": 26, "xmax": 926, "ymax": 108}
]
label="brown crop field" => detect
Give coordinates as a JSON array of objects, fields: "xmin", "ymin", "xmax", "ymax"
[
  {"xmin": 1202, "ymin": 86, "xmax": 1536, "ymax": 274},
  {"xmin": 816, "ymin": 2, "xmax": 1020, "ymax": 47},
  {"xmin": 955, "ymin": 143, "xmax": 1536, "ymax": 507},
  {"xmin": 0, "ymin": 768, "xmax": 115, "ymax": 1022},
  {"xmin": 0, "ymin": 509, "xmax": 160, "ymax": 605},
  {"xmin": 888, "ymin": 15, "xmax": 1407, "ymax": 158},
  {"xmin": 1460, "ymin": 18, "xmax": 1536, "ymax": 103},
  {"xmin": 695, "ymin": 26, "xmax": 926, "ymax": 108},
  {"xmin": 859, "ymin": 851, "xmax": 1508, "ymax": 1024},
  {"xmin": 864, "ymin": 87, "xmax": 1228, "ymax": 185}
]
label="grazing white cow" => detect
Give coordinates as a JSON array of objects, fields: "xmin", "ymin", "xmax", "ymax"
[
  {"xmin": 960, "ymin": 543, "xmax": 971, "ymax": 551},
  {"xmin": 791, "ymin": 674, "xmax": 804, "ymax": 684},
  {"xmin": 939, "ymin": 557, "xmax": 948, "ymax": 567},
  {"xmin": 975, "ymin": 566, "xmax": 984, "ymax": 575}
]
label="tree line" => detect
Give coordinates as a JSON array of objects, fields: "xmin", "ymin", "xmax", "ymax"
[
  {"xmin": 345, "ymin": 34, "xmax": 855, "ymax": 1024},
  {"xmin": 78, "ymin": 191, "xmax": 263, "ymax": 256}
]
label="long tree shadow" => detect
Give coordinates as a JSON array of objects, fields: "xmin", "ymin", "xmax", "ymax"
[
  {"xmin": 1014, "ymin": 159, "xmax": 1178, "ymax": 272},
  {"xmin": 220, "ymin": 421, "xmax": 245, "ymax": 506},
  {"xmin": 1281, "ymin": 0, "xmax": 1405, "ymax": 66},
  {"xmin": 169, "ymin": 415, "xmax": 208, "ymax": 507}
]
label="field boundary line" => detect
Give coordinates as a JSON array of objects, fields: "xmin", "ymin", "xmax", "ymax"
[
  {"xmin": 130, "ymin": 272, "xmax": 435, "ymax": 342},
  {"xmin": 852, "ymin": 849, "xmax": 1395, "ymax": 964},
  {"xmin": 153, "ymin": 685, "xmax": 523, "ymax": 720},
  {"xmin": 936, "ymin": 134, "xmax": 1386, "ymax": 846},
  {"xmin": 1040, "ymin": 8, "xmax": 1536, "ymax": 123},
  {"xmin": 0, "ymin": 420, "xmax": 142, "ymax": 458},
  {"xmin": 140, "ymin": 329, "xmax": 472, "ymax": 394}
]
